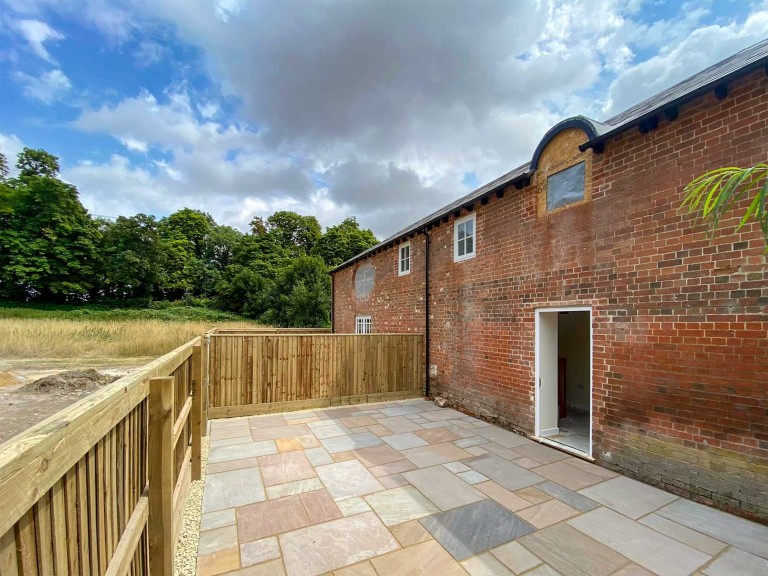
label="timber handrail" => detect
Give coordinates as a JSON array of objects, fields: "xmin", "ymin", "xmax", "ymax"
[{"xmin": 0, "ymin": 336, "xmax": 204, "ymax": 576}]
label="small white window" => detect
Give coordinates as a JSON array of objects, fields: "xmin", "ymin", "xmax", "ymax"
[
  {"xmin": 355, "ymin": 315, "xmax": 372, "ymax": 334},
  {"xmin": 453, "ymin": 213, "xmax": 476, "ymax": 262},
  {"xmin": 398, "ymin": 242, "xmax": 411, "ymax": 276}
]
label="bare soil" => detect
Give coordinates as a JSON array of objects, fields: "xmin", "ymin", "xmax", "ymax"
[{"xmin": 0, "ymin": 357, "xmax": 151, "ymax": 445}]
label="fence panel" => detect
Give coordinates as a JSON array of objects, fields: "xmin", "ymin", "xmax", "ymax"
[
  {"xmin": 0, "ymin": 337, "xmax": 202, "ymax": 576},
  {"xmin": 207, "ymin": 333, "xmax": 424, "ymax": 418}
]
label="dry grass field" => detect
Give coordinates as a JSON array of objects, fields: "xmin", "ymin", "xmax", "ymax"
[{"xmin": 0, "ymin": 318, "xmax": 257, "ymax": 358}]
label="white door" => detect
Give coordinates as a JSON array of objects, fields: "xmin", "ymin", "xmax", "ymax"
[{"xmin": 536, "ymin": 311, "xmax": 559, "ymax": 437}]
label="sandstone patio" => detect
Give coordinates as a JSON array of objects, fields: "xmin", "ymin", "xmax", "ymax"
[{"xmin": 198, "ymin": 399, "xmax": 768, "ymax": 576}]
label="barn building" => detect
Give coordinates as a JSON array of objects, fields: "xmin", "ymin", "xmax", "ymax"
[{"xmin": 330, "ymin": 40, "xmax": 768, "ymax": 522}]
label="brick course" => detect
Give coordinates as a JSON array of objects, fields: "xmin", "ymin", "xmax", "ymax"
[{"xmin": 332, "ymin": 69, "xmax": 768, "ymax": 522}]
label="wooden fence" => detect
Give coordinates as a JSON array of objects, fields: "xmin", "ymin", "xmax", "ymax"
[
  {"xmin": 205, "ymin": 332, "xmax": 425, "ymax": 418},
  {"xmin": 0, "ymin": 338, "xmax": 204, "ymax": 576}
]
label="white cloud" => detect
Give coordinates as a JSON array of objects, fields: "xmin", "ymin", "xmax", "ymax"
[
  {"xmin": 14, "ymin": 19, "xmax": 63, "ymax": 62},
  {"xmin": 197, "ymin": 100, "xmax": 220, "ymax": 119},
  {"xmin": 0, "ymin": 133, "xmax": 25, "ymax": 175},
  {"xmin": 12, "ymin": 68, "xmax": 71, "ymax": 104},
  {"xmin": 134, "ymin": 40, "xmax": 165, "ymax": 66},
  {"xmin": 118, "ymin": 136, "xmax": 149, "ymax": 153},
  {"xmin": 603, "ymin": 8, "xmax": 768, "ymax": 117}
]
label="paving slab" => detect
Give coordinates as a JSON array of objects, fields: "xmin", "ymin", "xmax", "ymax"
[
  {"xmin": 461, "ymin": 552, "xmax": 514, "ymax": 576},
  {"xmin": 420, "ymin": 499, "xmax": 536, "ymax": 560},
  {"xmin": 304, "ymin": 446, "xmax": 334, "ymax": 466},
  {"xmin": 237, "ymin": 494, "xmax": 312, "ymax": 542},
  {"xmin": 378, "ymin": 404, "xmax": 424, "ymax": 416},
  {"xmin": 457, "ymin": 470, "xmax": 488, "ymax": 485},
  {"xmin": 474, "ymin": 426, "xmax": 532, "ymax": 448},
  {"xmin": 333, "ymin": 561, "xmax": 378, "ymax": 576},
  {"xmin": 517, "ymin": 499, "xmax": 580, "ymax": 529},
  {"xmin": 200, "ymin": 508, "xmax": 236, "ymax": 531},
  {"xmin": 198, "ymin": 525, "xmax": 238, "ymax": 555},
  {"xmin": 376, "ymin": 415, "xmax": 423, "ymax": 433},
  {"xmin": 336, "ymin": 496, "xmax": 372, "ymax": 516},
  {"xmin": 203, "ymin": 467, "xmax": 265, "ymax": 512},
  {"xmin": 370, "ymin": 539, "xmax": 467, "ymax": 576},
  {"xmin": 401, "ymin": 442, "xmax": 472, "ymax": 467},
  {"xmin": 379, "ymin": 474, "xmax": 409, "ymax": 489},
  {"xmin": 321, "ymin": 432, "xmax": 383, "ymax": 453},
  {"xmin": 353, "ymin": 444, "xmax": 404, "ymax": 467},
  {"xmin": 655, "ymin": 498, "xmax": 768, "ymax": 559},
  {"xmin": 701, "ymin": 547, "xmax": 768, "ymax": 576},
  {"xmin": 382, "ymin": 432, "xmax": 429, "ymax": 450},
  {"xmin": 389, "ymin": 520, "xmax": 433, "ymax": 547},
  {"xmin": 415, "ymin": 427, "xmax": 462, "ymax": 444},
  {"xmin": 464, "ymin": 453, "xmax": 544, "ymax": 491},
  {"xmin": 196, "ymin": 547, "xmax": 240, "ymax": 576},
  {"xmin": 251, "ymin": 424, "xmax": 311, "ymax": 441},
  {"xmin": 638, "ymin": 513, "xmax": 727, "ymax": 556},
  {"xmin": 531, "ymin": 460, "xmax": 606, "ymax": 490},
  {"xmin": 368, "ymin": 458, "xmax": 417, "ymax": 477},
  {"xmin": 579, "ymin": 476, "xmax": 677, "ymax": 519},
  {"xmin": 208, "ymin": 440, "xmax": 278, "ymax": 464},
  {"xmin": 365, "ymin": 485, "xmax": 440, "ymax": 525},
  {"xmin": 515, "ymin": 486, "xmax": 553, "ymax": 505},
  {"xmin": 512, "ymin": 443, "xmax": 571, "ymax": 464},
  {"xmin": 315, "ymin": 459, "xmax": 385, "ymax": 501},
  {"xmin": 536, "ymin": 481, "xmax": 598, "ymax": 512},
  {"xmin": 403, "ymin": 465, "xmax": 485, "ymax": 510},
  {"xmin": 421, "ymin": 408, "xmax": 466, "ymax": 421},
  {"xmin": 258, "ymin": 451, "xmax": 317, "ymax": 487},
  {"xmin": 568, "ymin": 507, "xmax": 711, "ymax": 576},
  {"xmin": 310, "ymin": 421, "xmax": 353, "ymax": 438},
  {"xmin": 475, "ymin": 481, "xmax": 531, "ymax": 512},
  {"xmin": 518, "ymin": 522, "xmax": 629, "ymax": 576},
  {"xmin": 280, "ymin": 512, "xmax": 399, "ymax": 576},
  {"xmin": 490, "ymin": 540, "xmax": 543, "ymax": 574},
  {"xmin": 300, "ymin": 488, "xmax": 343, "ymax": 524},
  {"xmin": 266, "ymin": 477, "xmax": 324, "ymax": 500},
  {"xmin": 276, "ymin": 435, "xmax": 321, "ymax": 452},
  {"xmin": 240, "ymin": 537, "xmax": 281, "ymax": 567}
]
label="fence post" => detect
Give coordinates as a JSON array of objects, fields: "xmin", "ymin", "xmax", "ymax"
[
  {"xmin": 148, "ymin": 376, "xmax": 174, "ymax": 576},
  {"xmin": 202, "ymin": 336, "xmax": 210, "ymax": 437},
  {"xmin": 191, "ymin": 345, "xmax": 203, "ymax": 481}
]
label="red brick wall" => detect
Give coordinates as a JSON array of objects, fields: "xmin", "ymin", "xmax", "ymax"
[{"xmin": 332, "ymin": 69, "xmax": 768, "ymax": 522}]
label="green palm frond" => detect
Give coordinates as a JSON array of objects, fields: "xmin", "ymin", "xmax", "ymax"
[{"xmin": 682, "ymin": 163, "xmax": 768, "ymax": 250}]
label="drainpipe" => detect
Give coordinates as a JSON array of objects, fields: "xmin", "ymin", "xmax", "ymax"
[
  {"xmin": 421, "ymin": 229, "xmax": 431, "ymax": 397},
  {"xmin": 330, "ymin": 273, "xmax": 335, "ymax": 333}
]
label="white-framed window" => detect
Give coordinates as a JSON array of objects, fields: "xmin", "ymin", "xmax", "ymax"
[
  {"xmin": 355, "ymin": 315, "xmax": 372, "ymax": 334},
  {"xmin": 454, "ymin": 213, "xmax": 476, "ymax": 262},
  {"xmin": 398, "ymin": 242, "xmax": 411, "ymax": 276}
]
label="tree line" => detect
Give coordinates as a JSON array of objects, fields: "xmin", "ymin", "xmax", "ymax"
[{"xmin": 0, "ymin": 148, "xmax": 378, "ymax": 326}]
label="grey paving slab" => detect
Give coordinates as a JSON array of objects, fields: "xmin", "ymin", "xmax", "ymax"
[
  {"xmin": 536, "ymin": 481, "xmax": 599, "ymax": 512},
  {"xmin": 378, "ymin": 404, "xmax": 424, "ymax": 416},
  {"xmin": 474, "ymin": 425, "xmax": 533, "ymax": 448},
  {"xmin": 518, "ymin": 523, "xmax": 629, "ymax": 576},
  {"xmin": 638, "ymin": 513, "xmax": 728, "ymax": 556},
  {"xmin": 198, "ymin": 525, "xmax": 238, "ymax": 555},
  {"xmin": 202, "ymin": 467, "xmax": 265, "ymax": 512},
  {"xmin": 457, "ymin": 470, "xmax": 488, "ymax": 485},
  {"xmin": 208, "ymin": 440, "xmax": 278, "ymax": 464},
  {"xmin": 375, "ymin": 415, "xmax": 423, "ymax": 433},
  {"xmin": 568, "ymin": 507, "xmax": 711, "ymax": 576},
  {"xmin": 701, "ymin": 547, "xmax": 768, "ymax": 576},
  {"xmin": 490, "ymin": 541, "xmax": 543, "ymax": 574},
  {"xmin": 461, "ymin": 552, "xmax": 514, "ymax": 576},
  {"xmin": 382, "ymin": 432, "xmax": 429, "ymax": 450},
  {"xmin": 421, "ymin": 408, "xmax": 467, "ymax": 422},
  {"xmin": 315, "ymin": 460, "xmax": 385, "ymax": 501},
  {"xmin": 420, "ymin": 499, "xmax": 536, "ymax": 560},
  {"xmin": 310, "ymin": 421, "xmax": 353, "ymax": 438},
  {"xmin": 320, "ymin": 432, "xmax": 383, "ymax": 453},
  {"xmin": 402, "ymin": 465, "xmax": 485, "ymax": 510},
  {"xmin": 512, "ymin": 443, "xmax": 571, "ymax": 465},
  {"xmin": 578, "ymin": 476, "xmax": 677, "ymax": 519},
  {"xmin": 454, "ymin": 436, "xmax": 491, "ymax": 448},
  {"xmin": 464, "ymin": 453, "xmax": 544, "ymax": 491},
  {"xmin": 304, "ymin": 447, "xmax": 334, "ymax": 466},
  {"xmin": 656, "ymin": 498, "xmax": 768, "ymax": 559},
  {"xmin": 200, "ymin": 508, "xmax": 236, "ymax": 531}
]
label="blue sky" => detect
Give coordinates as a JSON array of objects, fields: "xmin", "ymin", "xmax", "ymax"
[{"xmin": 0, "ymin": 0, "xmax": 766, "ymax": 236}]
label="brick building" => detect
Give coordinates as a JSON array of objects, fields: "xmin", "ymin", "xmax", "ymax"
[{"xmin": 330, "ymin": 40, "xmax": 768, "ymax": 522}]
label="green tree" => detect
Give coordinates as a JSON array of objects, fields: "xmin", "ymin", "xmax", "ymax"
[
  {"xmin": 160, "ymin": 208, "xmax": 215, "ymax": 258},
  {"xmin": 255, "ymin": 211, "xmax": 322, "ymax": 255},
  {"xmin": 313, "ymin": 217, "xmax": 378, "ymax": 267},
  {"xmin": 263, "ymin": 255, "xmax": 330, "ymax": 327},
  {"xmin": 683, "ymin": 163, "xmax": 768, "ymax": 250},
  {"xmin": 0, "ymin": 149, "xmax": 99, "ymax": 301},
  {"xmin": 215, "ymin": 265, "xmax": 272, "ymax": 318},
  {"xmin": 100, "ymin": 214, "xmax": 166, "ymax": 299},
  {"xmin": 0, "ymin": 150, "xmax": 9, "ymax": 181}
]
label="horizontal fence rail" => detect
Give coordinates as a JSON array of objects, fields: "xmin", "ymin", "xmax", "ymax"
[
  {"xmin": 206, "ymin": 333, "xmax": 425, "ymax": 418},
  {"xmin": 0, "ymin": 337, "xmax": 203, "ymax": 576}
]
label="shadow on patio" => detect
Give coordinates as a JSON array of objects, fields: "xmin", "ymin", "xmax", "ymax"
[{"xmin": 197, "ymin": 399, "xmax": 768, "ymax": 576}]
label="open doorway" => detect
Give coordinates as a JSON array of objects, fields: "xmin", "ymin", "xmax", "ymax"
[{"xmin": 535, "ymin": 308, "xmax": 591, "ymax": 456}]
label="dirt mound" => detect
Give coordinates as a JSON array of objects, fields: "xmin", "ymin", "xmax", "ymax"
[{"xmin": 20, "ymin": 369, "xmax": 119, "ymax": 395}]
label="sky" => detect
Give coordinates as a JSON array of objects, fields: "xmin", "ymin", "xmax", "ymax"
[{"xmin": 1, "ymin": 0, "xmax": 767, "ymax": 239}]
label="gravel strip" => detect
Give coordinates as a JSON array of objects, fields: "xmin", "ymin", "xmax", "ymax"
[{"xmin": 174, "ymin": 435, "xmax": 209, "ymax": 576}]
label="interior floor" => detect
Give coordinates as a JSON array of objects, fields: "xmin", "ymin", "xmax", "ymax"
[{"xmin": 550, "ymin": 409, "xmax": 590, "ymax": 453}]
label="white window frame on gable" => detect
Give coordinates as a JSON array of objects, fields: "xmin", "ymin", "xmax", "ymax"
[
  {"xmin": 355, "ymin": 315, "xmax": 372, "ymax": 334},
  {"xmin": 398, "ymin": 242, "xmax": 411, "ymax": 276},
  {"xmin": 453, "ymin": 213, "xmax": 476, "ymax": 262}
]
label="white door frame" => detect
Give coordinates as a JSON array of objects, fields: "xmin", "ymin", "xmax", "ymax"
[{"xmin": 534, "ymin": 306, "xmax": 593, "ymax": 457}]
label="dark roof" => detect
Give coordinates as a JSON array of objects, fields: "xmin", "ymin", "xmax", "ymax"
[{"xmin": 332, "ymin": 38, "xmax": 768, "ymax": 273}]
